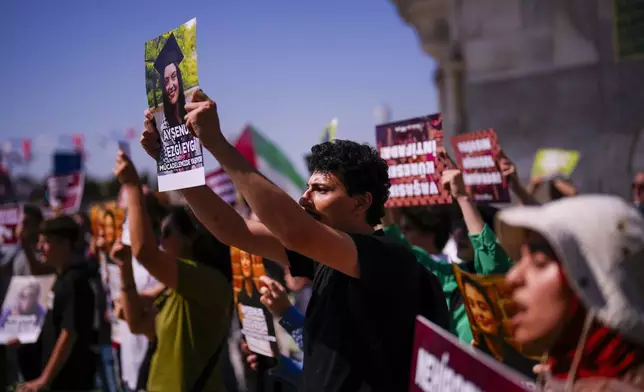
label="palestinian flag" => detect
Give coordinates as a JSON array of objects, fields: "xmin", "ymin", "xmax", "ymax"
[{"xmin": 235, "ymin": 125, "xmax": 307, "ymax": 201}]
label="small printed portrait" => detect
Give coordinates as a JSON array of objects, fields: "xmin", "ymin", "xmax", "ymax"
[
  {"xmin": 462, "ymin": 275, "xmax": 501, "ymax": 337},
  {"xmin": 0, "ymin": 279, "xmax": 47, "ymax": 329}
]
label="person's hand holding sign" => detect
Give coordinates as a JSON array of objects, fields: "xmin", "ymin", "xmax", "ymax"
[
  {"xmin": 441, "ymin": 169, "xmax": 468, "ymax": 200},
  {"xmin": 113, "ymin": 150, "xmax": 140, "ymax": 187},
  {"xmin": 110, "ymin": 239, "xmax": 132, "ymax": 268},
  {"xmin": 141, "ymin": 110, "xmax": 161, "ymax": 160},
  {"xmin": 258, "ymin": 276, "xmax": 291, "ymax": 319},
  {"xmin": 497, "ymin": 150, "xmax": 518, "ymax": 185},
  {"xmin": 183, "ymin": 89, "xmax": 224, "ymax": 150}
]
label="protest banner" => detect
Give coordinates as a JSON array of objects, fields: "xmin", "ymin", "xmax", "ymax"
[
  {"xmin": 0, "ymin": 275, "xmax": 56, "ymax": 344},
  {"xmin": 145, "ymin": 18, "xmax": 205, "ymax": 192},
  {"xmin": 452, "ymin": 265, "xmax": 540, "ymax": 378},
  {"xmin": 230, "ymin": 247, "xmax": 278, "ymax": 358},
  {"xmin": 376, "ymin": 114, "xmax": 451, "ymax": 206},
  {"xmin": 46, "ymin": 152, "xmax": 85, "ymax": 216},
  {"xmin": 206, "ymin": 168, "xmax": 237, "ymax": 205},
  {"xmin": 410, "ymin": 315, "xmax": 533, "ymax": 392},
  {"xmin": 451, "ymin": 130, "xmax": 510, "ymax": 203},
  {"xmin": 46, "ymin": 172, "xmax": 84, "ymax": 216},
  {"xmin": 531, "ymin": 148, "xmax": 580, "ymax": 180},
  {"xmin": 0, "ymin": 204, "xmax": 21, "ymax": 245}
]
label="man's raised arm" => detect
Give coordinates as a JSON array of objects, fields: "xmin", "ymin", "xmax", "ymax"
[
  {"xmin": 181, "ymin": 186, "xmax": 288, "ymax": 264},
  {"xmin": 140, "ymin": 109, "xmax": 288, "ymax": 265},
  {"xmin": 183, "ymin": 91, "xmax": 360, "ymax": 278}
]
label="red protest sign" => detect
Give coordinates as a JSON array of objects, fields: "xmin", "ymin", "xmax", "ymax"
[
  {"xmin": 451, "ymin": 130, "xmax": 510, "ymax": 203},
  {"xmin": 46, "ymin": 172, "xmax": 85, "ymax": 216},
  {"xmin": 376, "ymin": 114, "xmax": 452, "ymax": 206},
  {"xmin": 0, "ymin": 204, "xmax": 21, "ymax": 245},
  {"xmin": 410, "ymin": 316, "xmax": 532, "ymax": 392}
]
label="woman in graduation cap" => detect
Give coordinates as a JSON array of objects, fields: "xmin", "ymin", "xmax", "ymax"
[{"xmin": 154, "ymin": 33, "xmax": 187, "ymax": 129}]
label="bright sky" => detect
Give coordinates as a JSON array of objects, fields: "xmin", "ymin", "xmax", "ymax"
[{"xmin": 0, "ymin": 0, "xmax": 438, "ymax": 181}]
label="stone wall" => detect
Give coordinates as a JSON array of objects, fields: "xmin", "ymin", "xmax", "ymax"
[{"xmin": 392, "ymin": 0, "xmax": 644, "ymax": 197}]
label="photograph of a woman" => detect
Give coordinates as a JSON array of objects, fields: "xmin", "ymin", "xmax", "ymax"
[
  {"xmin": 459, "ymin": 274, "xmax": 538, "ymax": 378},
  {"xmin": 153, "ymin": 33, "xmax": 187, "ymax": 129},
  {"xmin": 145, "ymin": 19, "xmax": 205, "ymax": 191},
  {"xmin": 231, "ymin": 247, "xmax": 278, "ymax": 358},
  {"xmin": 0, "ymin": 280, "xmax": 47, "ymax": 329}
]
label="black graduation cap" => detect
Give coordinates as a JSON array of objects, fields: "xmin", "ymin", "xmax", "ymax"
[{"xmin": 154, "ymin": 33, "xmax": 184, "ymax": 75}]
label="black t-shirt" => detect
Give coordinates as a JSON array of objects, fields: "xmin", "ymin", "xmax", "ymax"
[
  {"xmin": 288, "ymin": 230, "xmax": 445, "ymax": 392},
  {"xmin": 39, "ymin": 262, "xmax": 98, "ymax": 391}
]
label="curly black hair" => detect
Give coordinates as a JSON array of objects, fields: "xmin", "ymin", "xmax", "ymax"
[{"xmin": 308, "ymin": 140, "xmax": 390, "ymax": 226}]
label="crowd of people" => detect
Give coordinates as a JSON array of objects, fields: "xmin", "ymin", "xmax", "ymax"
[{"xmin": 1, "ymin": 89, "xmax": 643, "ymax": 391}]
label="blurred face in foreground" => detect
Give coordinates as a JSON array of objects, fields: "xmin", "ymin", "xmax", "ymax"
[
  {"xmin": 299, "ymin": 171, "xmax": 370, "ymax": 232},
  {"xmin": 160, "ymin": 217, "xmax": 182, "ymax": 260},
  {"xmin": 505, "ymin": 230, "xmax": 573, "ymax": 351}
]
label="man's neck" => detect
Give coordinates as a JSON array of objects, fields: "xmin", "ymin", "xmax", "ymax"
[
  {"xmin": 339, "ymin": 222, "xmax": 374, "ymax": 235},
  {"xmin": 53, "ymin": 256, "xmax": 74, "ymax": 275}
]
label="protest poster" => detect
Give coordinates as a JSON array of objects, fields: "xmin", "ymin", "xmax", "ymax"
[
  {"xmin": 0, "ymin": 275, "xmax": 56, "ymax": 344},
  {"xmin": 230, "ymin": 247, "xmax": 278, "ymax": 358},
  {"xmin": 375, "ymin": 114, "xmax": 451, "ymax": 206},
  {"xmin": 46, "ymin": 172, "xmax": 84, "ymax": 216},
  {"xmin": 46, "ymin": 152, "xmax": 85, "ymax": 217},
  {"xmin": 0, "ymin": 204, "xmax": 21, "ymax": 245},
  {"xmin": 531, "ymin": 148, "xmax": 580, "ymax": 180},
  {"xmin": 451, "ymin": 130, "xmax": 510, "ymax": 203},
  {"xmin": 89, "ymin": 201, "xmax": 126, "ymax": 252},
  {"xmin": 452, "ymin": 265, "xmax": 540, "ymax": 378},
  {"xmin": 410, "ymin": 315, "xmax": 532, "ymax": 392},
  {"xmin": 145, "ymin": 18, "xmax": 205, "ymax": 192},
  {"xmin": 206, "ymin": 168, "xmax": 237, "ymax": 205}
]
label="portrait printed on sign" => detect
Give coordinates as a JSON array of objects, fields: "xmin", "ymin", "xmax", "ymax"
[
  {"xmin": 376, "ymin": 114, "xmax": 451, "ymax": 207},
  {"xmin": 145, "ymin": 18, "xmax": 205, "ymax": 192},
  {"xmin": 0, "ymin": 275, "xmax": 56, "ymax": 344},
  {"xmin": 451, "ymin": 130, "xmax": 510, "ymax": 203},
  {"xmin": 0, "ymin": 204, "xmax": 22, "ymax": 245},
  {"xmin": 89, "ymin": 201, "xmax": 125, "ymax": 252},
  {"xmin": 230, "ymin": 247, "xmax": 278, "ymax": 358},
  {"xmin": 452, "ymin": 265, "xmax": 539, "ymax": 378}
]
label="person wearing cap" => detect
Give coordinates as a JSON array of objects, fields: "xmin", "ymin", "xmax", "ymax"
[
  {"xmin": 17, "ymin": 215, "xmax": 98, "ymax": 392},
  {"xmin": 498, "ymin": 195, "xmax": 644, "ymax": 391}
]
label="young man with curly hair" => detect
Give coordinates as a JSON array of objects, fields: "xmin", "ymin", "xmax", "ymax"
[{"xmin": 140, "ymin": 90, "xmax": 448, "ymax": 392}]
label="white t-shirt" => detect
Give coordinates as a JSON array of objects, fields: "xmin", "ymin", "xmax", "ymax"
[{"xmin": 120, "ymin": 257, "xmax": 160, "ymax": 390}]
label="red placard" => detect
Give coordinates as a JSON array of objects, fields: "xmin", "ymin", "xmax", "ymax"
[
  {"xmin": 451, "ymin": 130, "xmax": 510, "ymax": 203},
  {"xmin": 0, "ymin": 204, "xmax": 21, "ymax": 245},
  {"xmin": 46, "ymin": 172, "xmax": 85, "ymax": 216},
  {"xmin": 409, "ymin": 316, "xmax": 533, "ymax": 392},
  {"xmin": 376, "ymin": 114, "xmax": 452, "ymax": 206}
]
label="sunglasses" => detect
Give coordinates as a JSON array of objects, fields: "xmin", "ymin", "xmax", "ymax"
[{"xmin": 633, "ymin": 183, "xmax": 644, "ymax": 190}]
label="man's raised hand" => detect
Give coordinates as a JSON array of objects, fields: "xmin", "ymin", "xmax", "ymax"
[{"xmin": 184, "ymin": 89, "xmax": 224, "ymax": 149}]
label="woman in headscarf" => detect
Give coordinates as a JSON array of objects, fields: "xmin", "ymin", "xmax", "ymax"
[{"xmin": 498, "ymin": 195, "xmax": 644, "ymax": 391}]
